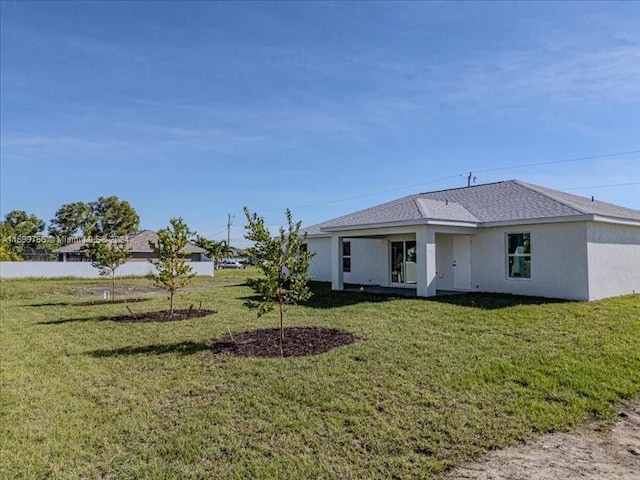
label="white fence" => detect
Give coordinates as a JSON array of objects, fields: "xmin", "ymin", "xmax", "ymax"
[{"xmin": 0, "ymin": 261, "xmax": 214, "ymax": 279}]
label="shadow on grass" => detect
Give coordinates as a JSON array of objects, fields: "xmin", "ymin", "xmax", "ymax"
[
  {"xmin": 300, "ymin": 282, "xmax": 569, "ymax": 310},
  {"xmin": 37, "ymin": 316, "xmax": 111, "ymax": 325},
  {"xmin": 237, "ymin": 282, "xmax": 399, "ymax": 310},
  {"xmin": 30, "ymin": 298, "xmax": 151, "ymax": 307},
  {"xmin": 223, "ymin": 282, "xmax": 251, "ymax": 288},
  {"xmin": 428, "ymin": 292, "xmax": 570, "ymax": 309},
  {"xmin": 88, "ymin": 341, "xmax": 211, "ymax": 357}
]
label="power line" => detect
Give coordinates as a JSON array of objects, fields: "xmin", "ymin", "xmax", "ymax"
[
  {"xmin": 205, "ymin": 227, "xmax": 228, "ymax": 238},
  {"xmin": 262, "ymin": 174, "xmax": 462, "ymax": 212},
  {"xmin": 473, "ymin": 150, "xmax": 640, "ymax": 174},
  {"xmin": 563, "ymin": 181, "xmax": 640, "ymax": 191},
  {"xmin": 266, "ymin": 149, "xmax": 640, "ymax": 213},
  {"xmin": 188, "ymin": 150, "xmax": 640, "ymax": 222}
]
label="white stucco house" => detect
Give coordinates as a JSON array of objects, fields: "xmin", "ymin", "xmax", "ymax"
[{"xmin": 302, "ymin": 180, "xmax": 640, "ymax": 301}]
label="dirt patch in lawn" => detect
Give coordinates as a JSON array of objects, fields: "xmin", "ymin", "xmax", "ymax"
[
  {"xmin": 80, "ymin": 285, "xmax": 164, "ymax": 297},
  {"xmin": 211, "ymin": 327, "xmax": 359, "ymax": 358},
  {"xmin": 110, "ymin": 308, "xmax": 217, "ymax": 323},
  {"xmin": 447, "ymin": 400, "xmax": 640, "ymax": 479},
  {"xmin": 79, "ymin": 285, "xmax": 206, "ymax": 298}
]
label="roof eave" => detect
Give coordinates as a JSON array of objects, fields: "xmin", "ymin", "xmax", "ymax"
[
  {"xmin": 590, "ymin": 215, "xmax": 640, "ymax": 227},
  {"xmin": 320, "ymin": 218, "xmax": 480, "ymax": 233},
  {"xmin": 302, "ymin": 232, "xmax": 332, "ymax": 239},
  {"xmin": 306, "ymin": 214, "xmax": 640, "ymax": 236},
  {"xmin": 480, "ymin": 214, "xmax": 640, "ymax": 228},
  {"xmin": 480, "ymin": 215, "xmax": 589, "ymax": 228}
]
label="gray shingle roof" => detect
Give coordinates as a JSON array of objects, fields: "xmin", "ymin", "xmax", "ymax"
[
  {"xmin": 54, "ymin": 230, "xmax": 207, "ymax": 254},
  {"xmin": 302, "ymin": 180, "xmax": 640, "ymax": 235}
]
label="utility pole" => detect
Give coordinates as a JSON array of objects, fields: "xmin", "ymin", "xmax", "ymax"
[{"xmin": 226, "ymin": 213, "xmax": 234, "ymax": 247}]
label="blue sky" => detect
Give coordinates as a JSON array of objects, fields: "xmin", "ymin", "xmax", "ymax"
[{"xmin": 1, "ymin": 1, "xmax": 639, "ymax": 246}]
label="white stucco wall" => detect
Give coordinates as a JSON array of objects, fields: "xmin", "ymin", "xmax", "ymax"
[
  {"xmin": 586, "ymin": 222, "xmax": 640, "ymax": 300},
  {"xmin": 305, "ymin": 237, "xmax": 389, "ymax": 285},
  {"xmin": 306, "ymin": 220, "xmax": 640, "ymax": 301},
  {"xmin": 0, "ymin": 261, "xmax": 214, "ymax": 278},
  {"xmin": 470, "ymin": 222, "xmax": 590, "ymax": 300},
  {"xmin": 343, "ymin": 238, "xmax": 389, "ymax": 286},
  {"xmin": 306, "ymin": 237, "xmax": 332, "ymax": 282}
]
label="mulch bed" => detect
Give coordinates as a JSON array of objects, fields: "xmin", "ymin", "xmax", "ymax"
[
  {"xmin": 110, "ymin": 309, "xmax": 217, "ymax": 323},
  {"xmin": 211, "ymin": 326, "xmax": 359, "ymax": 358}
]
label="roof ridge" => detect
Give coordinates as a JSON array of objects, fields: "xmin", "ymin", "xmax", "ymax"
[
  {"xmin": 417, "ymin": 180, "xmax": 509, "ymax": 195},
  {"xmin": 513, "ymin": 180, "xmax": 587, "ymax": 215},
  {"xmin": 317, "ymin": 194, "xmax": 418, "ymax": 225}
]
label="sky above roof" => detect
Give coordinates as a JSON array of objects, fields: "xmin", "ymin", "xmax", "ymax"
[{"xmin": 1, "ymin": 1, "xmax": 639, "ymax": 246}]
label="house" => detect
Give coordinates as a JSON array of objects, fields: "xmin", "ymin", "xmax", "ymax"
[
  {"xmin": 302, "ymin": 180, "xmax": 640, "ymax": 301},
  {"xmin": 54, "ymin": 230, "xmax": 208, "ymax": 262},
  {"xmin": 19, "ymin": 248, "xmax": 56, "ymax": 261}
]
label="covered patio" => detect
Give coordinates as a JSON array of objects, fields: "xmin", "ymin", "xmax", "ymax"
[{"xmin": 326, "ymin": 224, "xmax": 476, "ymax": 298}]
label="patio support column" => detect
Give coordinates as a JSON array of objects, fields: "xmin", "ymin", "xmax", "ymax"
[
  {"xmin": 416, "ymin": 227, "xmax": 436, "ymax": 297},
  {"xmin": 331, "ymin": 235, "xmax": 344, "ymax": 291}
]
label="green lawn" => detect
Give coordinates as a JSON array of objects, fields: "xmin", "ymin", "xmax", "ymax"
[{"xmin": 1, "ymin": 270, "xmax": 639, "ymax": 479}]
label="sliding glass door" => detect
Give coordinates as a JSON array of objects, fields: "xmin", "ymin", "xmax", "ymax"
[{"xmin": 391, "ymin": 240, "xmax": 417, "ymax": 285}]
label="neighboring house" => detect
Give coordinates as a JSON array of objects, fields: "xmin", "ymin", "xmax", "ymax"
[
  {"xmin": 302, "ymin": 180, "xmax": 640, "ymax": 301},
  {"xmin": 54, "ymin": 230, "xmax": 208, "ymax": 262},
  {"xmin": 20, "ymin": 248, "xmax": 56, "ymax": 261}
]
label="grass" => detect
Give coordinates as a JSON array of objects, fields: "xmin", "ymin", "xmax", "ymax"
[{"xmin": 1, "ymin": 269, "xmax": 639, "ymax": 479}]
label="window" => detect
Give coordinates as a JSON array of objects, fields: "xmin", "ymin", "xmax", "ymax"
[
  {"xmin": 507, "ymin": 233, "xmax": 531, "ymax": 279},
  {"xmin": 342, "ymin": 241, "xmax": 351, "ymax": 273}
]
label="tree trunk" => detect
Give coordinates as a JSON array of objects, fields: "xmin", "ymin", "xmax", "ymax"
[
  {"xmin": 278, "ymin": 289, "xmax": 284, "ymax": 357},
  {"xmin": 170, "ymin": 289, "xmax": 174, "ymax": 316},
  {"xmin": 111, "ymin": 270, "xmax": 116, "ymax": 301}
]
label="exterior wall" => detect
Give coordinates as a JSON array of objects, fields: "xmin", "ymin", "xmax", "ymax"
[
  {"xmin": 343, "ymin": 238, "xmax": 388, "ymax": 286},
  {"xmin": 306, "ymin": 237, "xmax": 389, "ymax": 285},
  {"xmin": 0, "ymin": 261, "xmax": 214, "ymax": 279},
  {"xmin": 470, "ymin": 222, "xmax": 590, "ymax": 300},
  {"xmin": 304, "ymin": 220, "xmax": 640, "ymax": 301},
  {"xmin": 586, "ymin": 222, "xmax": 640, "ymax": 300},
  {"xmin": 306, "ymin": 237, "xmax": 332, "ymax": 282}
]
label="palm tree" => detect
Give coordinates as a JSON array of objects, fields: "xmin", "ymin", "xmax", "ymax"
[{"xmin": 194, "ymin": 236, "xmax": 233, "ymax": 267}]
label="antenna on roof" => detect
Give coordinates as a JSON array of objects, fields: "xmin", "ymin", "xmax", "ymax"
[{"xmin": 467, "ymin": 172, "xmax": 476, "ymax": 187}]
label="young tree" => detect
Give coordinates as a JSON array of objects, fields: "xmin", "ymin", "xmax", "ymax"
[
  {"xmin": 82, "ymin": 239, "xmax": 130, "ymax": 300},
  {"xmin": 148, "ymin": 218, "xmax": 195, "ymax": 315},
  {"xmin": 243, "ymin": 208, "xmax": 314, "ymax": 355}
]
